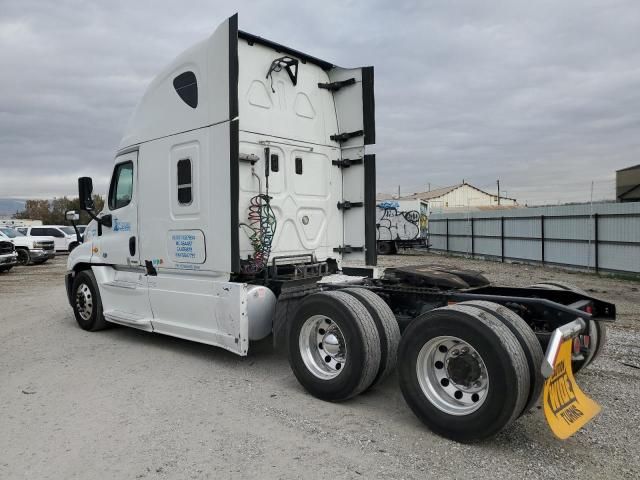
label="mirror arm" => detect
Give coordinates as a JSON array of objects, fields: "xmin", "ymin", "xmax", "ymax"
[
  {"xmin": 71, "ymin": 221, "xmax": 82, "ymax": 244},
  {"xmin": 82, "ymin": 209, "xmax": 112, "ymax": 236}
]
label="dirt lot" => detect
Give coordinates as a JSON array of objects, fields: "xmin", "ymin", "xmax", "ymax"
[{"xmin": 1, "ymin": 253, "xmax": 639, "ymax": 479}]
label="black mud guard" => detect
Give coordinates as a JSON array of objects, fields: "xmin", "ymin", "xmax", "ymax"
[{"xmin": 272, "ymin": 284, "xmax": 322, "ymax": 350}]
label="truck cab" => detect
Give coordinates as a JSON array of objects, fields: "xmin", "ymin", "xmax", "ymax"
[{"xmin": 66, "ymin": 14, "xmax": 376, "ymax": 355}]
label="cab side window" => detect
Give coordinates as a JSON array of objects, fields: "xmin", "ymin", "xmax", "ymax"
[
  {"xmin": 177, "ymin": 159, "xmax": 192, "ymax": 205},
  {"xmin": 109, "ymin": 161, "xmax": 134, "ymax": 210},
  {"xmin": 31, "ymin": 228, "xmax": 46, "ymax": 236}
]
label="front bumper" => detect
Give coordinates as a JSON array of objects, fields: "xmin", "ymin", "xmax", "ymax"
[
  {"xmin": 0, "ymin": 253, "xmax": 19, "ymax": 267},
  {"xmin": 31, "ymin": 249, "xmax": 56, "ymax": 261}
]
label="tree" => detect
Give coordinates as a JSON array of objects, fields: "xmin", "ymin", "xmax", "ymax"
[{"xmin": 13, "ymin": 196, "xmax": 105, "ymax": 225}]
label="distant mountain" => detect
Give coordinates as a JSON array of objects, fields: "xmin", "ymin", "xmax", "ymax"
[{"xmin": 0, "ymin": 198, "xmax": 26, "ymax": 217}]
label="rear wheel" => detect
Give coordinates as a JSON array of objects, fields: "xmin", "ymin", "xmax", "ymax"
[
  {"xmin": 398, "ymin": 305, "xmax": 530, "ymax": 442},
  {"xmin": 288, "ymin": 291, "xmax": 381, "ymax": 402},
  {"xmin": 16, "ymin": 248, "xmax": 30, "ymax": 265},
  {"xmin": 377, "ymin": 241, "xmax": 393, "ymax": 255},
  {"xmin": 460, "ymin": 301, "xmax": 544, "ymax": 414},
  {"xmin": 71, "ymin": 270, "xmax": 108, "ymax": 331},
  {"xmin": 342, "ymin": 288, "xmax": 401, "ymax": 389}
]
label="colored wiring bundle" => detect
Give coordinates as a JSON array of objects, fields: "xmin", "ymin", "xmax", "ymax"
[{"xmin": 240, "ymin": 194, "xmax": 276, "ymax": 274}]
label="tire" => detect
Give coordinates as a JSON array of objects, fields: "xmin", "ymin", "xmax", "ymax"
[
  {"xmin": 0, "ymin": 266, "xmax": 12, "ymax": 273},
  {"xmin": 460, "ymin": 301, "xmax": 544, "ymax": 414},
  {"xmin": 288, "ymin": 290, "xmax": 381, "ymax": 402},
  {"xmin": 68, "ymin": 242, "xmax": 79, "ymax": 252},
  {"xmin": 588, "ymin": 320, "xmax": 607, "ymax": 363},
  {"xmin": 377, "ymin": 241, "xmax": 393, "ymax": 255},
  {"xmin": 341, "ymin": 288, "xmax": 401, "ymax": 389},
  {"xmin": 16, "ymin": 248, "xmax": 30, "ymax": 265},
  {"xmin": 71, "ymin": 270, "xmax": 108, "ymax": 331},
  {"xmin": 529, "ymin": 282, "xmax": 603, "ymax": 373},
  {"xmin": 398, "ymin": 304, "xmax": 530, "ymax": 442}
]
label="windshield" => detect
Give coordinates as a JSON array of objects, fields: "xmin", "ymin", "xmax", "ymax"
[
  {"xmin": 0, "ymin": 228, "xmax": 23, "ymax": 238},
  {"xmin": 59, "ymin": 226, "xmax": 76, "ymax": 235}
]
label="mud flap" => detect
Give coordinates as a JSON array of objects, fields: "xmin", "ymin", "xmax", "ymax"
[{"xmin": 543, "ymin": 340, "xmax": 601, "ymax": 439}]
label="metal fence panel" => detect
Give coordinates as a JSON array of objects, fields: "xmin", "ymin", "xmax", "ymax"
[
  {"xmin": 474, "ymin": 237, "xmax": 502, "ymax": 257},
  {"xmin": 599, "ymin": 243, "xmax": 640, "ymax": 272},
  {"xmin": 428, "ymin": 202, "xmax": 640, "ymax": 274}
]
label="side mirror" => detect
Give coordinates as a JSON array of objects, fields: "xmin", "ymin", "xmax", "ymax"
[
  {"xmin": 66, "ymin": 210, "xmax": 80, "ymax": 221},
  {"xmin": 65, "ymin": 210, "xmax": 83, "ymax": 244},
  {"xmin": 78, "ymin": 177, "xmax": 95, "ymax": 211}
]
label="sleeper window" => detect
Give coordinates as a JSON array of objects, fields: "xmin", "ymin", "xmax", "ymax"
[
  {"xmin": 173, "ymin": 71, "xmax": 198, "ymax": 108},
  {"xmin": 109, "ymin": 161, "xmax": 134, "ymax": 210},
  {"xmin": 177, "ymin": 159, "xmax": 192, "ymax": 205}
]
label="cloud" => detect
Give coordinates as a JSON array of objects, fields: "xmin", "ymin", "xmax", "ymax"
[{"xmin": 1, "ymin": 0, "xmax": 639, "ymax": 204}]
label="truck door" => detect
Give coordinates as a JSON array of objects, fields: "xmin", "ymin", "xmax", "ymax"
[
  {"xmin": 326, "ymin": 66, "xmax": 377, "ymax": 266},
  {"xmin": 93, "ymin": 150, "xmax": 153, "ymax": 330},
  {"xmin": 101, "ymin": 151, "xmax": 141, "ymax": 266}
]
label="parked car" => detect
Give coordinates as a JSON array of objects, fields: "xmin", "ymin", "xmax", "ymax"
[
  {"xmin": 17, "ymin": 225, "xmax": 80, "ymax": 252},
  {"xmin": 0, "ymin": 239, "xmax": 18, "ymax": 272},
  {"xmin": 0, "ymin": 227, "xmax": 56, "ymax": 265}
]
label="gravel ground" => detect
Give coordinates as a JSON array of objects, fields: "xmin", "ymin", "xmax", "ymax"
[{"xmin": 1, "ymin": 254, "xmax": 639, "ymax": 479}]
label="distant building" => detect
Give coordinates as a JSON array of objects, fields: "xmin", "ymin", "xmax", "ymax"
[
  {"xmin": 616, "ymin": 164, "xmax": 640, "ymax": 202},
  {"xmin": 379, "ymin": 182, "xmax": 517, "ymax": 214}
]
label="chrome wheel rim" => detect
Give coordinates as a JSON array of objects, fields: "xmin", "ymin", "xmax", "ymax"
[
  {"xmin": 75, "ymin": 283, "xmax": 93, "ymax": 321},
  {"xmin": 416, "ymin": 336, "xmax": 489, "ymax": 415},
  {"xmin": 299, "ymin": 315, "xmax": 347, "ymax": 379}
]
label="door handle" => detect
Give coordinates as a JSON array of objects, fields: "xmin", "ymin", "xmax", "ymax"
[{"xmin": 129, "ymin": 236, "xmax": 136, "ymax": 256}]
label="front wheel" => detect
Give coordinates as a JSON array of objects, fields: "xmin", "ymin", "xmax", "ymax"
[
  {"xmin": 71, "ymin": 270, "xmax": 108, "ymax": 331},
  {"xmin": 398, "ymin": 305, "xmax": 530, "ymax": 442},
  {"xmin": 16, "ymin": 248, "xmax": 30, "ymax": 265}
]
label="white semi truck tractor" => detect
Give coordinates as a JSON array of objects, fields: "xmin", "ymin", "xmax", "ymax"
[{"xmin": 65, "ymin": 14, "xmax": 613, "ymax": 442}]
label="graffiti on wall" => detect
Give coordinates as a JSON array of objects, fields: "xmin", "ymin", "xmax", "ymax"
[{"xmin": 376, "ymin": 201, "xmax": 428, "ymax": 241}]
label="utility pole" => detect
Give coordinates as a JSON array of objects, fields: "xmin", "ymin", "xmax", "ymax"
[
  {"xmin": 397, "ymin": 185, "xmax": 400, "ymax": 199},
  {"xmin": 497, "ymin": 179, "xmax": 501, "ymax": 206}
]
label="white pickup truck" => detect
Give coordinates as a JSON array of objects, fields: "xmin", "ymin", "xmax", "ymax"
[
  {"xmin": 0, "ymin": 227, "xmax": 56, "ymax": 265},
  {"xmin": 17, "ymin": 225, "xmax": 79, "ymax": 253},
  {"xmin": 0, "ymin": 239, "xmax": 18, "ymax": 272}
]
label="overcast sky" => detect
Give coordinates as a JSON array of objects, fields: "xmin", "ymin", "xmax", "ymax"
[{"xmin": 1, "ymin": 0, "xmax": 639, "ymax": 205}]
